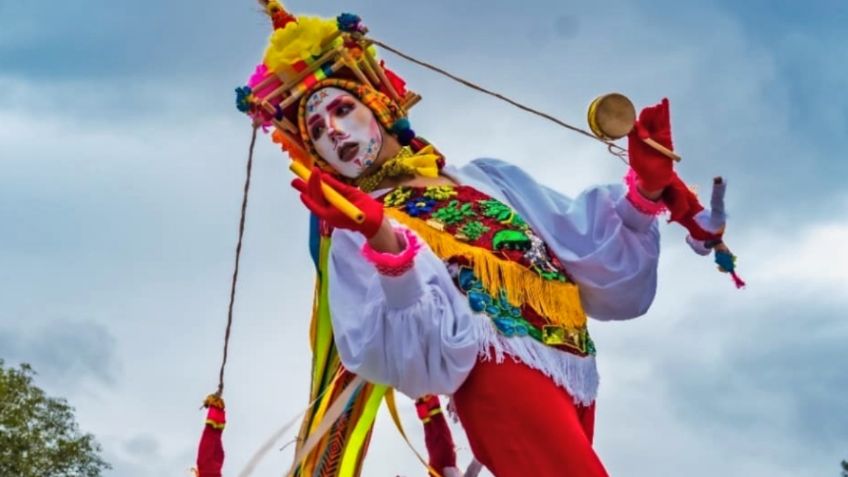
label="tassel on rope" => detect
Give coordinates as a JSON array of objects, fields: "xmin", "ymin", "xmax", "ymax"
[
  {"xmin": 194, "ymin": 124, "xmax": 259, "ymax": 477},
  {"xmin": 415, "ymin": 395, "xmax": 457, "ymax": 474},
  {"xmin": 195, "ymin": 395, "xmax": 227, "ymax": 477},
  {"xmin": 714, "ymin": 244, "xmax": 746, "ymax": 289}
]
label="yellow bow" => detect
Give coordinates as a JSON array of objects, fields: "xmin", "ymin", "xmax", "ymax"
[
  {"xmin": 394, "ymin": 144, "xmax": 440, "ymax": 178},
  {"xmin": 356, "ymin": 145, "xmax": 442, "ymax": 192}
]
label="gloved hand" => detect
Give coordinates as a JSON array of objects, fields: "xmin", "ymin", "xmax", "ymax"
[
  {"xmin": 291, "ymin": 167, "xmax": 385, "ymax": 238},
  {"xmin": 628, "ymin": 98, "xmax": 675, "ymax": 192}
]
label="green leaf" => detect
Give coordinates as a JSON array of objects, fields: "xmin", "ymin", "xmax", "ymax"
[{"xmin": 0, "ymin": 360, "xmax": 110, "ymax": 476}]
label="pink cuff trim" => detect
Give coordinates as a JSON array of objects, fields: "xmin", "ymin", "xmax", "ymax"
[
  {"xmin": 625, "ymin": 169, "xmax": 667, "ymax": 216},
  {"xmin": 361, "ymin": 227, "xmax": 421, "ymax": 276}
]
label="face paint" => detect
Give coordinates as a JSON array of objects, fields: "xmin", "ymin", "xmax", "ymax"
[{"xmin": 305, "ymin": 87, "xmax": 383, "ymax": 178}]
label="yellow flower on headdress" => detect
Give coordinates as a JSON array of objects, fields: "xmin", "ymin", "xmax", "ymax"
[{"xmin": 264, "ymin": 16, "xmax": 340, "ymax": 73}]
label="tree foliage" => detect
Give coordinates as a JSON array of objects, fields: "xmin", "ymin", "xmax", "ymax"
[
  {"xmin": 841, "ymin": 460, "xmax": 848, "ymax": 477},
  {"xmin": 0, "ymin": 360, "xmax": 110, "ymax": 477}
]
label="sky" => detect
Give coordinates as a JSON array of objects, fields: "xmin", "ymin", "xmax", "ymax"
[{"xmin": 1, "ymin": 0, "xmax": 847, "ymax": 476}]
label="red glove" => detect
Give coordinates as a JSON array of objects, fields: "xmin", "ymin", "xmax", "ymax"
[
  {"xmin": 291, "ymin": 168, "xmax": 384, "ymax": 238},
  {"xmin": 628, "ymin": 98, "xmax": 675, "ymax": 191}
]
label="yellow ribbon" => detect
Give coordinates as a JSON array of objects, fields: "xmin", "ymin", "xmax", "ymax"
[
  {"xmin": 356, "ymin": 145, "xmax": 442, "ymax": 192},
  {"xmin": 398, "ymin": 144, "xmax": 440, "ymax": 178},
  {"xmin": 338, "ymin": 384, "xmax": 388, "ymax": 477}
]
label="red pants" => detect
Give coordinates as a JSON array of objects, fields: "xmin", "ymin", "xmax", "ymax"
[{"xmin": 453, "ymin": 357, "xmax": 608, "ymax": 477}]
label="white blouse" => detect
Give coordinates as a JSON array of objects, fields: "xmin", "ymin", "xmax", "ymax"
[{"xmin": 326, "ymin": 159, "xmax": 660, "ymax": 405}]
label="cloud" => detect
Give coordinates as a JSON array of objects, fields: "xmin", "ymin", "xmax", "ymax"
[
  {"xmin": 663, "ymin": 299, "xmax": 848, "ymax": 443},
  {"xmin": 0, "ymin": 319, "xmax": 119, "ymax": 390},
  {"xmin": 123, "ymin": 434, "xmax": 160, "ymax": 457},
  {"xmin": 102, "ymin": 433, "xmax": 195, "ymax": 477},
  {"xmin": 591, "ymin": 284, "xmax": 848, "ymax": 476},
  {"xmin": 752, "ymin": 218, "xmax": 848, "ymax": 292}
]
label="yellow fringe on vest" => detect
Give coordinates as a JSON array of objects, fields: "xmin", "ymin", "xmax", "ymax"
[{"xmin": 386, "ymin": 208, "xmax": 588, "ymax": 329}]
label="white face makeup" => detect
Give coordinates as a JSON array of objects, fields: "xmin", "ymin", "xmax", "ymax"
[{"xmin": 305, "ymin": 87, "xmax": 383, "ymax": 178}]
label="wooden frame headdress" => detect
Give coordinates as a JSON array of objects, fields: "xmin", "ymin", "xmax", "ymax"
[{"xmin": 236, "ymin": 2, "xmax": 422, "ymax": 166}]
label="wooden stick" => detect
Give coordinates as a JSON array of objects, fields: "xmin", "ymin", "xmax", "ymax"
[
  {"xmin": 264, "ymin": 47, "xmax": 343, "ymax": 102},
  {"xmin": 252, "ymin": 33, "xmax": 342, "ymax": 94},
  {"xmin": 358, "ymin": 51, "xmax": 382, "ymax": 86},
  {"xmin": 272, "ymin": 120, "xmax": 299, "ymax": 141},
  {"xmin": 278, "ymin": 116, "xmax": 298, "ymax": 135},
  {"xmin": 401, "ymin": 92, "xmax": 422, "ymax": 110},
  {"xmin": 252, "ymin": 68, "xmax": 283, "ymax": 93},
  {"xmin": 320, "ymin": 30, "xmax": 343, "ymax": 49},
  {"xmin": 262, "ymin": 58, "xmax": 346, "ymax": 115},
  {"xmin": 271, "ymin": 118, "xmax": 298, "ymax": 136},
  {"xmin": 362, "ymin": 46, "xmax": 402, "ymax": 104},
  {"xmin": 289, "ymin": 162, "xmax": 365, "ymax": 224},
  {"xmin": 340, "ymin": 49, "xmax": 374, "ymax": 88},
  {"xmin": 643, "ymin": 138, "xmax": 682, "ymax": 162}
]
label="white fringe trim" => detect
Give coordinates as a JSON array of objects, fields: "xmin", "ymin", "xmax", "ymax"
[{"xmin": 472, "ymin": 316, "xmax": 599, "ymax": 406}]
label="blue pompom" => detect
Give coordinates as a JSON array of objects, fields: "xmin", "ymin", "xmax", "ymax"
[
  {"xmin": 392, "ymin": 118, "xmax": 411, "ymax": 132},
  {"xmin": 714, "ymin": 249, "xmax": 736, "ymax": 273},
  {"xmin": 337, "ymin": 13, "xmax": 363, "ymax": 33},
  {"xmin": 235, "ymin": 86, "xmax": 253, "ymax": 113},
  {"xmin": 398, "ymin": 128, "xmax": 416, "ymax": 145}
]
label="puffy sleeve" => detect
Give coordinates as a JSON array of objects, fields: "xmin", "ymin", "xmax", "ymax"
[
  {"xmin": 327, "ymin": 227, "xmax": 479, "ymax": 399},
  {"xmin": 469, "ymin": 159, "xmax": 661, "ymax": 321}
]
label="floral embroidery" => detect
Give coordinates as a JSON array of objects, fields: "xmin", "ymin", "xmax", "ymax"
[
  {"xmin": 479, "ymin": 199, "xmax": 526, "ymax": 227},
  {"xmin": 380, "ymin": 184, "xmax": 572, "ymax": 284},
  {"xmin": 404, "ymin": 197, "xmax": 437, "ymax": 217},
  {"xmin": 423, "ymin": 185, "xmax": 457, "ymax": 201},
  {"xmin": 457, "ymin": 221, "xmax": 490, "ymax": 241},
  {"xmin": 383, "ymin": 187, "xmax": 413, "ymax": 207},
  {"xmin": 432, "ymin": 200, "xmax": 476, "ymax": 225}
]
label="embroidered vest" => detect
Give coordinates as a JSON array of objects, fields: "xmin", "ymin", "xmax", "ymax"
[{"xmin": 379, "ymin": 184, "xmax": 595, "ymax": 357}]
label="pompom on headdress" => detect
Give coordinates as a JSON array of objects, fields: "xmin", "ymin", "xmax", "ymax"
[{"xmin": 236, "ymin": 1, "xmax": 423, "ymax": 170}]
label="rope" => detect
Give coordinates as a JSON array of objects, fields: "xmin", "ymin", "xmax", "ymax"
[
  {"xmin": 368, "ymin": 38, "xmax": 629, "ymax": 164},
  {"xmin": 216, "ymin": 124, "xmax": 259, "ymax": 397}
]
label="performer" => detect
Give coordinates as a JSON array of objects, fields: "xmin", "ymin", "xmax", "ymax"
[{"xmin": 235, "ymin": 4, "xmax": 729, "ymax": 476}]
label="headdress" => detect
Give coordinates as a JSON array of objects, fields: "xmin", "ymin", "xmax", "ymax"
[{"xmin": 235, "ymin": 1, "xmax": 423, "ymax": 171}]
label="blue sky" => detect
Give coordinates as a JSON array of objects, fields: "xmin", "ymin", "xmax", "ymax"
[{"xmin": 1, "ymin": 1, "xmax": 846, "ymax": 476}]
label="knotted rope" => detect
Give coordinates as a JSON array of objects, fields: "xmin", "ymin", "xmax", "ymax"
[{"xmin": 215, "ymin": 124, "xmax": 259, "ymax": 397}]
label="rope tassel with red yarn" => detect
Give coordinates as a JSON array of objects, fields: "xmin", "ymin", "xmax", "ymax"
[
  {"xmin": 191, "ymin": 126, "xmax": 257, "ymax": 476},
  {"xmin": 194, "ymin": 395, "xmax": 226, "ymax": 477},
  {"xmin": 415, "ymin": 395, "xmax": 457, "ymax": 475}
]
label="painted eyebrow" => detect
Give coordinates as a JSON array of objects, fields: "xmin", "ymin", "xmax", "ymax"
[
  {"xmin": 325, "ymin": 97, "xmax": 353, "ymax": 112},
  {"xmin": 307, "ymin": 114, "xmax": 323, "ymax": 126}
]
